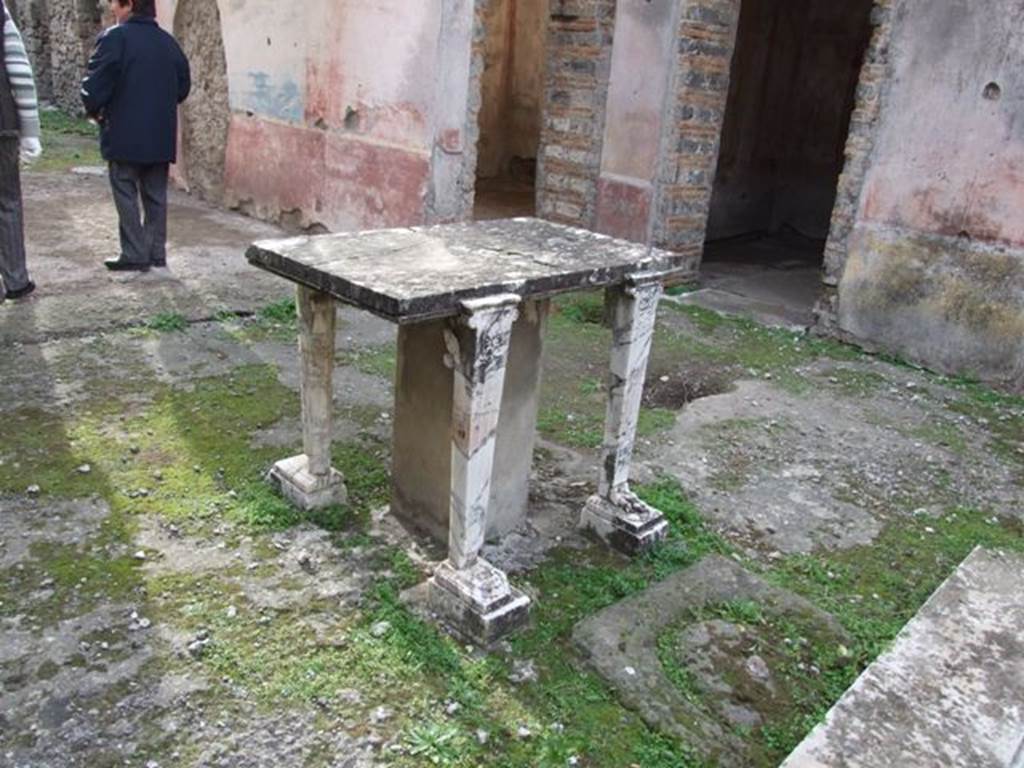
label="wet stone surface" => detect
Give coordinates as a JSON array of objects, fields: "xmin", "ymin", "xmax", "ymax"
[{"xmin": 247, "ymin": 217, "xmax": 697, "ymax": 322}]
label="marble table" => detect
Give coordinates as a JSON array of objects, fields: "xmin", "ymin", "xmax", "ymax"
[{"xmin": 246, "ymin": 217, "xmax": 693, "ymax": 643}]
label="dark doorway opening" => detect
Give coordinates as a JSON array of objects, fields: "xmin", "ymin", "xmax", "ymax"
[
  {"xmin": 701, "ymin": 0, "xmax": 874, "ymax": 324},
  {"xmin": 473, "ymin": 0, "xmax": 549, "ymax": 220}
]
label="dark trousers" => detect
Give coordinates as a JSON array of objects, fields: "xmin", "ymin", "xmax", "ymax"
[
  {"xmin": 109, "ymin": 160, "xmax": 169, "ymax": 265},
  {"xmin": 0, "ymin": 137, "xmax": 30, "ymax": 295}
]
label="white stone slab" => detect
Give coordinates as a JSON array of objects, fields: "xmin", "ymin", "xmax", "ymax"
[{"xmin": 783, "ymin": 547, "xmax": 1024, "ymax": 768}]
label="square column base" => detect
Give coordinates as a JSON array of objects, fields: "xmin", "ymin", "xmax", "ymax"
[
  {"xmin": 428, "ymin": 558, "xmax": 530, "ymax": 645},
  {"xmin": 580, "ymin": 491, "xmax": 668, "ymax": 555},
  {"xmin": 268, "ymin": 454, "xmax": 347, "ymax": 511}
]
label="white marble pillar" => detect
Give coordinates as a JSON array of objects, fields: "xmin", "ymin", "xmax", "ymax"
[
  {"xmin": 580, "ymin": 272, "xmax": 669, "ymax": 554},
  {"xmin": 428, "ymin": 294, "xmax": 530, "ymax": 643},
  {"xmin": 268, "ymin": 285, "xmax": 348, "ymax": 510}
]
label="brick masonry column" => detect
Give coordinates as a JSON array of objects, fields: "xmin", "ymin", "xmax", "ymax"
[
  {"xmin": 821, "ymin": 0, "xmax": 896, "ymax": 286},
  {"xmin": 536, "ymin": 0, "xmax": 617, "ymax": 228},
  {"xmin": 651, "ymin": 0, "xmax": 742, "ymax": 258},
  {"xmin": 815, "ymin": 1, "xmax": 895, "ymax": 334},
  {"xmin": 539, "ymin": 0, "xmax": 742, "ymax": 267}
]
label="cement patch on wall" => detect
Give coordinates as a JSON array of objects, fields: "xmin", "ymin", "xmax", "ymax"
[
  {"xmin": 838, "ymin": 225, "xmax": 1024, "ymax": 390},
  {"xmin": 175, "ymin": 0, "xmax": 230, "ymax": 203}
]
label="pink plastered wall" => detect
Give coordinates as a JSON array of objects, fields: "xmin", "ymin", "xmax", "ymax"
[
  {"xmin": 594, "ymin": 0, "xmax": 681, "ymax": 242},
  {"xmin": 855, "ymin": 0, "xmax": 1024, "ymax": 248},
  {"xmin": 160, "ymin": 0, "xmax": 464, "ymax": 231}
]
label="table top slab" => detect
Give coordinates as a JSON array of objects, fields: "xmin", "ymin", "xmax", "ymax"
[{"xmin": 246, "ymin": 218, "xmax": 695, "ymax": 323}]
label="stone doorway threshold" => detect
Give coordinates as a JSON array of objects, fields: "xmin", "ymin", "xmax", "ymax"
[
  {"xmin": 473, "ymin": 176, "xmax": 536, "ymax": 221},
  {"xmin": 679, "ymin": 233, "xmax": 826, "ymax": 331}
]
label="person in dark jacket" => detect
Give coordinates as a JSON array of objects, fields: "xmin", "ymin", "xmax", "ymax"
[
  {"xmin": 0, "ymin": 0, "xmax": 42, "ymax": 301},
  {"xmin": 81, "ymin": 0, "xmax": 190, "ymax": 272}
]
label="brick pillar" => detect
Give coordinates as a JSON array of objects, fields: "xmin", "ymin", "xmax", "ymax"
[
  {"xmin": 814, "ymin": 1, "xmax": 895, "ymax": 334},
  {"xmin": 536, "ymin": 0, "xmax": 617, "ymax": 228},
  {"xmin": 539, "ymin": 0, "xmax": 741, "ymax": 266},
  {"xmin": 821, "ymin": 0, "xmax": 896, "ymax": 286},
  {"xmin": 651, "ymin": 0, "xmax": 741, "ymax": 258}
]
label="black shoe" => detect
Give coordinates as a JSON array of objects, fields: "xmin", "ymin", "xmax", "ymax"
[
  {"xmin": 6, "ymin": 280, "xmax": 36, "ymax": 300},
  {"xmin": 104, "ymin": 258, "xmax": 150, "ymax": 272},
  {"xmin": 151, "ymin": 259, "xmax": 167, "ymax": 268}
]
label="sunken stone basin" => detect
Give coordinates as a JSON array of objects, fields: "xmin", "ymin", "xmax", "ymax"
[{"xmin": 573, "ymin": 555, "xmax": 850, "ymax": 767}]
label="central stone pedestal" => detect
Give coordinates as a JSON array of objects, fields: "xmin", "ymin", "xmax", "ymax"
[
  {"xmin": 269, "ymin": 454, "xmax": 347, "ymax": 511},
  {"xmin": 391, "ymin": 301, "xmax": 549, "ymax": 544},
  {"xmin": 428, "ymin": 558, "xmax": 531, "ymax": 645}
]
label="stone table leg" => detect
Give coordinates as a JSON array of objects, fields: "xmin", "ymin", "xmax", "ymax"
[
  {"xmin": 580, "ymin": 272, "xmax": 669, "ymax": 554},
  {"xmin": 428, "ymin": 294, "xmax": 531, "ymax": 644},
  {"xmin": 269, "ymin": 285, "xmax": 347, "ymax": 510}
]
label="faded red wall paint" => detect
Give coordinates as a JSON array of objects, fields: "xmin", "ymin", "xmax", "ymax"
[
  {"xmin": 224, "ymin": 115, "xmax": 325, "ymax": 217},
  {"xmin": 304, "ymin": 8, "xmax": 345, "ymax": 128},
  {"xmin": 303, "ymin": 4, "xmax": 429, "ymax": 145},
  {"xmin": 862, "ymin": 160, "xmax": 1024, "ymax": 248},
  {"xmin": 595, "ymin": 178, "xmax": 652, "ymax": 244},
  {"xmin": 305, "ymin": 57, "xmax": 344, "ymax": 128},
  {"xmin": 856, "ymin": 0, "xmax": 1024, "ymax": 249},
  {"xmin": 322, "ymin": 133, "xmax": 429, "ymax": 230},
  {"xmin": 223, "ymin": 114, "xmax": 428, "ymax": 230}
]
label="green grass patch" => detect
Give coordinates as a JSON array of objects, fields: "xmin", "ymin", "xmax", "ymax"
[
  {"xmin": 40, "ymin": 110, "xmax": 99, "ymax": 136},
  {"xmin": 659, "ymin": 303, "xmax": 865, "ymax": 394},
  {"xmin": 490, "ymin": 480, "xmax": 732, "ymax": 766},
  {"xmin": 258, "ymin": 298, "xmax": 298, "ymax": 324},
  {"xmin": 556, "ymin": 293, "xmax": 606, "ymax": 325},
  {"xmin": 664, "ymin": 282, "xmax": 700, "ymax": 297},
  {"xmin": 147, "ymin": 312, "xmax": 189, "ymax": 333},
  {"xmin": 752, "ymin": 506, "xmax": 1024, "ymax": 757},
  {"xmin": 823, "ymin": 367, "xmax": 890, "ymax": 398},
  {"xmin": 227, "ymin": 298, "xmax": 301, "ymax": 341},
  {"xmin": 34, "ymin": 109, "xmax": 103, "ymax": 173},
  {"xmin": 907, "ymin": 417, "xmax": 968, "ymax": 454},
  {"xmin": 339, "ymin": 345, "xmax": 397, "ymax": 381},
  {"xmin": 539, "ymin": 298, "xmax": 679, "ymax": 449},
  {"xmin": 537, "ymin": 408, "xmax": 604, "ymax": 449},
  {"xmin": 655, "ymin": 598, "xmax": 854, "ymax": 765},
  {"xmin": 0, "ymin": 364, "xmax": 388, "ymax": 539},
  {"xmin": 942, "ymin": 379, "xmax": 1024, "ymax": 473}
]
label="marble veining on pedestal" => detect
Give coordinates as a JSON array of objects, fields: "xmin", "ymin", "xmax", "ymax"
[
  {"xmin": 249, "ymin": 221, "xmax": 689, "ymax": 642},
  {"xmin": 581, "ymin": 272, "xmax": 670, "ymax": 554},
  {"xmin": 428, "ymin": 295, "xmax": 531, "ymax": 644},
  {"xmin": 269, "ymin": 286, "xmax": 347, "ymax": 511}
]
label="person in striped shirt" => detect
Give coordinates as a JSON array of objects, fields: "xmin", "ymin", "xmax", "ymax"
[{"xmin": 0, "ymin": 0, "xmax": 42, "ymax": 301}]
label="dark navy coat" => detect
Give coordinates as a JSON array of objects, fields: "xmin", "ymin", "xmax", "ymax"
[{"xmin": 81, "ymin": 16, "xmax": 191, "ymax": 165}]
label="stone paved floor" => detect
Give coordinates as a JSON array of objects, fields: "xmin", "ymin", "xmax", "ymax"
[{"xmin": 1, "ymin": 165, "xmax": 1022, "ymax": 768}]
